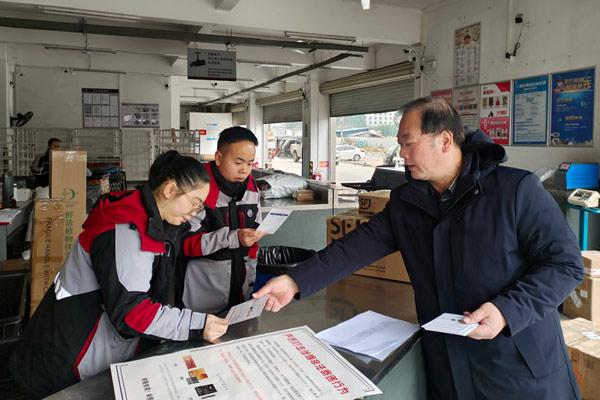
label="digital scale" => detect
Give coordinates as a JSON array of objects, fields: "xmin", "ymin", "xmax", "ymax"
[{"xmin": 567, "ymin": 189, "xmax": 600, "ymax": 208}]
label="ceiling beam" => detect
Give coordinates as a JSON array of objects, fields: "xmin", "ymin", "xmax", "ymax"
[
  {"xmin": 0, "ymin": 17, "xmax": 369, "ymax": 52},
  {"xmin": 215, "ymin": 0, "xmax": 241, "ymax": 11}
]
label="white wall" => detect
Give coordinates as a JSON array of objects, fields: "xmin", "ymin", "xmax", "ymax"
[{"xmin": 421, "ymin": 0, "xmax": 600, "ymax": 172}]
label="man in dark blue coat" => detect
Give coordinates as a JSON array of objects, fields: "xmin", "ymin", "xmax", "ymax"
[{"xmin": 254, "ymin": 96, "xmax": 583, "ymax": 399}]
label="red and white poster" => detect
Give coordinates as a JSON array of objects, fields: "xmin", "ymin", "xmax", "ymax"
[
  {"xmin": 480, "ymin": 81, "xmax": 511, "ymax": 145},
  {"xmin": 430, "ymin": 88, "xmax": 453, "ymax": 104}
]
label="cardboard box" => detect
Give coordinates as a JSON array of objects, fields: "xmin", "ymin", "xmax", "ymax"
[
  {"xmin": 327, "ymin": 210, "xmax": 410, "ymax": 283},
  {"xmin": 0, "ymin": 258, "xmax": 30, "ymax": 273},
  {"xmin": 561, "ymin": 318, "xmax": 600, "ymax": 399},
  {"xmin": 295, "ymin": 189, "xmax": 314, "ymax": 202},
  {"xmin": 50, "ymin": 150, "xmax": 87, "ymax": 255},
  {"xmin": 30, "ymin": 199, "xmax": 65, "ymax": 316},
  {"xmin": 358, "ymin": 190, "xmax": 391, "ymax": 215},
  {"xmin": 582, "ymin": 251, "xmax": 600, "ymax": 277},
  {"xmin": 563, "ymin": 277, "xmax": 600, "ymax": 322}
]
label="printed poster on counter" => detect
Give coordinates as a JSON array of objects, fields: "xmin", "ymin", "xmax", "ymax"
[
  {"xmin": 550, "ymin": 67, "xmax": 595, "ymax": 146},
  {"xmin": 512, "ymin": 75, "xmax": 549, "ymax": 145},
  {"xmin": 430, "ymin": 88, "xmax": 453, "ymax": 104},
  {"xmin": 480, "ymin": 81, "xmax": 511, "ymax": 145},
  {"xmin": 452, "ymin": 85, "xmax": 480, "ymax": 131},
  {"xmin": 454, "ymin": 23, "xmax": 481, "ymax": 87},
  {"xmin": 111, "ymin": 326, "xmax": 382, "ymax": 400}
]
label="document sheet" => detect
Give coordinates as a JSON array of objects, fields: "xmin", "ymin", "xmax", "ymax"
[
  {"xmin": 316, "ymin": 310, "xmax": 420, "ymax": 361},
  {"xmin": 225, "ymin": 296, "xmax": 268, "ymax": 325},
  {"xmin": 421, "ymin": 313, "xmax": 479, "ymax": 336},
  {"xmin": 256, "ymin": 208, "xmax": 291, "ymax": 234},
  {"xmin": 111, "ymin": 326, "xmax": 382, "ymax": 400}
]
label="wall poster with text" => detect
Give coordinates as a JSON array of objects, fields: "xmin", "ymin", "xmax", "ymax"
[
  {"xmin": 512, "ymin": 75, "xmax": 549, "ymax": 145},
  {"xmin": 452, "ymin": 85, "xmax": 480, "ymax": 131},
  {"xmin": 550, "ymin": 67, "xmax": 595, "ymax": 146},
  {"xmin": 480, "ymin": 81, "xmax": 511, "ymax": 145},
  {"xmin": 454, "ymin": 23, "xmax": 481, "ymax": 87},
  {"xmin": 430, "ymin": 88, "xmax": 453, "ymax": 104}
]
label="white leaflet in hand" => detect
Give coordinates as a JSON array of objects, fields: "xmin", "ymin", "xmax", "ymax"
[
  {"xmin": 225, "ymin": 295, "xmax": 268, "ymax": 325},
  {"xmin": 257, "ymin": 208, "xmax": 292, "ymax": 234},
  {"xmin": 421, "ymin": 313, "xmax": 478, "ymax": 336}
]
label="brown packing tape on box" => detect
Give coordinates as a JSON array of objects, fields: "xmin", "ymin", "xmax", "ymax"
[
  {"xmin": 30, "ymin": 198, "xmax": 66, "ymax": 316},
  {"xmin": 50, "ymin": 150, "xmax": 87, "ymax": 256},
  {"xmin": 562, "ymin": 276, "xmax": 600, "ymax": 322},
  {"xmin": 326, "ymin": 209, "xmax": 410, "ymax": 283},
  {"xmin": 561, "ymin": 318, "xmax": 600, "ymax": 399}
]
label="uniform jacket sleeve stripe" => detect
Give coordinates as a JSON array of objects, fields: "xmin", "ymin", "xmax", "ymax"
[
  {"xmin": 124, "ymin": 298, "xmax": 161, "ymax": 333},
  {"xmin": 72, "ymin": 316, "xmax": 101, "ymax": 380}
]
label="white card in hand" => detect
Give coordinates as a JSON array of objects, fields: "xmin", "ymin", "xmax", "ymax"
[
  {"xmin": 421, "ymin": 313, "xmax": 479, "ymax": 336},
  {"xmin": 225, "ymin": 296, "xmax": 268, "ymax": 325},
  {"xmin": 257, "ymin": 208, "xmax": 291, "ymax": 234}
]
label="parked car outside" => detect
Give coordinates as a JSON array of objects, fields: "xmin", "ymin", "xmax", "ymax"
[{"xmin": 336, "ymin": 145, "xmax": 366, "ymax": 162}]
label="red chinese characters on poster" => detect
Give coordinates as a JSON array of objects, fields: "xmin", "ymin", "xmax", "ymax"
[{"xmin": 480, "ymin": 81, "xmax": 511, "ymax": 145}]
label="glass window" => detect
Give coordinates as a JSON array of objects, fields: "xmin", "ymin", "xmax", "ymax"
[
  {"xmin": 333, "ymin": 111, "xmax": 402, "ymax": 183},
  {"xmin": 264, "ymin": 121, "xmax": 302, "ymax": 176}
]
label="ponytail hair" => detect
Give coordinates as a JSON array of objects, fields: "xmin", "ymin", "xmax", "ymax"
[{"xmin": 148, "ymin": 150, "xmax": 209, "ymax": 191}]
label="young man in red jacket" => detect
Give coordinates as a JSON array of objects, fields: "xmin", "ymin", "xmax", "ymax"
[{"xmin": 177, "ymin": 126, "xmax": 267, "ymax": 314}]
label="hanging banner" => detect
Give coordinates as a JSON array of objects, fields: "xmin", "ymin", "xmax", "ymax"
[
  {"xmin": 187, "ymin": 48, "xmax": 237, "ymax": 81},
  {"xmin": 111, "ymin": 326, "xmax": 382, "ymax": 400},
  {"xmin": 430, "ymin": 88, "xmax": 453, "ymax": 104},
  {"xmin": 480, "ymin": 81, "xmax": 511, "ymax": 145},
  {"xmin": 454, "ymin": 23, "xmax": 481, "ymax": 87},
  {"xmin": 452, "ymin": 85, "xmax": 480, "ymax": 131},
  {"xmin": 512, "ymin": 75, "xmax": 549, "ymax": 145},
  {"xmin": 550, "ymin": 67, "xmax": 595, "ymax": 146}
]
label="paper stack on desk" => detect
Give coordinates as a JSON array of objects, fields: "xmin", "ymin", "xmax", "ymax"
[{"xmin": 316, "ymin": 310, "xmax": 420, "ymax": 361}]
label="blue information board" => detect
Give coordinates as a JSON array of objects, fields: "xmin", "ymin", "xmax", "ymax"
[
  {"xmin": 512, "ymin": 75, "xmax": 549, "ymax": 145},
  {"xmin": 550, "ymin": 68, "xmax": 595, "ymax": 146}
]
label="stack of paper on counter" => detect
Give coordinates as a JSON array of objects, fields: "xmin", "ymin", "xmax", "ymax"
[{"xmin": 316, "ymin": 310, "xmax": 420, "ymax": 361}]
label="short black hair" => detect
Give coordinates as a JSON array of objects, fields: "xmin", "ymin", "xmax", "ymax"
[
  {"xmin": 48, "ymin": 137, "xmax": 61, "ymax": 147},
  {"xmin": 148, "ymin": 150, "xmax": 210, "ymax": 191},
  {"xmin": 217, "ymin": 126, "xmax": 258, "ymax": 151},
  {"xmin": 402, "ymin": 96, "xmax": 465, "ymax": 146}
]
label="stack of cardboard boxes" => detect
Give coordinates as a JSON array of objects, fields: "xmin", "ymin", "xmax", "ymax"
[
  {"xmin": 563, "ymin": 251, "xmax": 600, "ymax": 322},
  {"xmin": 326, "ymin": 190, "xmax": 410, "ymax": 283},
  {"xmin": 561, "ymin": 318, "xmax": 600, "ymax": 399},
  {"xmin": 29, "ymin": 151, "xmax": 87, "ymax": 315}
]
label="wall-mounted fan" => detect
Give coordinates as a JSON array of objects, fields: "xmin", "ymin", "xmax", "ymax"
[{"xmin": 9, "ymin": 111, "xmax": 34, "ymax": 127}]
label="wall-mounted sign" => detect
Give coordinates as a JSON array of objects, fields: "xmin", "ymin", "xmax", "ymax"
[
  {"xmin": 82, "ymin": 88, "xmax": 119, "ymax": 128},
  {"xmin": 121, "ymin": 103, "xmax": 160, "ymax": 128},
  {"xmin": 454, "ymin": 23, "xmax": 481, "ymax": 87},
  {"xmin": 430, "ymin": 88, "xmax": 453, "ymax": 104},
  {"xmin": 480, "ymin": 81, "xmax": 511, "ymax": 145},
  {"xmin": 187, "ymin": 48, "xmax": 236, "ymax": 81},
  {"xmin": 452, "ymin": 85, "xmax": 480, "ymax": 131},
  {"xmin": 512, "ymin": 75, "xmax": 549, "ymax": 145},
  {"xmin": 550, "ymin": 67, "xmax": 595, "ymax": 146}
]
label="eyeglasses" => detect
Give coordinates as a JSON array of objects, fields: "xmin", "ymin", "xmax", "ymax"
[{"xmin": 180, "ymin": 191, "xmax": 203, "ymax": 214}]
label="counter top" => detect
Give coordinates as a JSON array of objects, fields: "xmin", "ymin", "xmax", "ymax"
[{"xmin": 48, "ymin": 275, "xmax": 418, "ymax": 399}]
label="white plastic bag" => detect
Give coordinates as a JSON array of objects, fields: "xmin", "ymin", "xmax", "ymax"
[{"xmin": 256, "ymin": 174, "xmax": 308, "ymax": 199}]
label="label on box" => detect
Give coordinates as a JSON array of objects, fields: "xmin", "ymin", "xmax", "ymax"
[
  {"xmin": 570, "ymin": 290, "xmax": 583, "ymax": 308},
  {"xmin": 580, "ymin": 289, "xmax": 589, "ymax": 299},
  {"xmin": 583, "ymin": 331, "xmax": 600, "ymax": 340}
]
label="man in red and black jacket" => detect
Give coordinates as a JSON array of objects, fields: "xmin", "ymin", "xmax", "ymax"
[{"xmin": 176, "ymin": 127, "xmax": 266, "ymax": 314}]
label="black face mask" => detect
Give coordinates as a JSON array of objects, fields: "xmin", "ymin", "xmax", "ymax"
[{"xmin": 210, "ymin": 161, "xmax": 247, "ymax": 200}]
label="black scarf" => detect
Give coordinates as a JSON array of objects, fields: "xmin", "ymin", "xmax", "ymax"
[{"xmin": 210, "ymin": 161, "xmax": 247, "ymax": 200}]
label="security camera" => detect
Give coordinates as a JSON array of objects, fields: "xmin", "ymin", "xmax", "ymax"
[
  {"xmin": 63, "ymin": 69, "xmax": 69, "ymax": 74},
  {"xmin": 211, "ymin": 82, "xmax": 218, "ymax": 87},
  {"xmin": 403, "ymin": 47, "xmax": 414, "ymax": 54},
  {"xmin": 165, "ymin": 83, "xmax": 169, "ymax": 89}
]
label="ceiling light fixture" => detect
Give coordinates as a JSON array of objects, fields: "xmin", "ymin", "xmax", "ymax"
[
  {"xmin": 44, "ymin": 44, "xmax": 117, "ymax": 54},
  {"xmin": 39, "ymin": 6, "xmax": 141, "ymax": 23},
  {"xmin": 361, "ymin": 0, "xmax": 371, "ymax": 10},
  {"xmin": 284, "ymin": 31, "xmax": 356, "ymax": 43}
]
